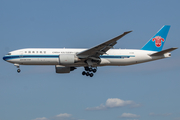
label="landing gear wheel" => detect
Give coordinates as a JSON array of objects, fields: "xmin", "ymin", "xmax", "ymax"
[
  {"xmin": 86, "ymin": 72, "xmax": 89, "ymax": 76},
  {"xmin": 85, "ymin": 67, "xmax": 89, "ymax": 71},
  {"xmin": 82, "ymin": 71, "xmax": 86, "ymax": 75},
  {"xmin": 92, "ymin": 69, "xmax": 97, "ymax": 73},
  {"xmin": 90, "ymin": 73, "xmax": 93, "ymax": 77},
  {"xmin": 89, "ymin": 68, "xmax": 93, "ymax": 72},
  {"xmin": 17, "ymin": 69, "xmax": 21, "ymax": 73}
]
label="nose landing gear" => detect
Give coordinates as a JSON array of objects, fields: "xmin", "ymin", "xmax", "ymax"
[
  {"xmin": 82, "ymin": 67, "xmax": 97, "ymax": 77},
  {"xmin": 17, "ymin": 69, "xmax": 21, "ymax": 73},
  {"xmin": 14, "ymin": 64, "xmax": 21, "ymax": 73}
]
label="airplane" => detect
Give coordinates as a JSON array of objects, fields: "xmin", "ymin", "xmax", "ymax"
[{"xmin": 3, "ymin": 25, "xmax": 177, "ymax": 77}]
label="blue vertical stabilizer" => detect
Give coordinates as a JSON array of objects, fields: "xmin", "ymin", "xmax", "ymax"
[{"xmin": 141, "ymin": 25, "xmax": 170, "ymax": 51}]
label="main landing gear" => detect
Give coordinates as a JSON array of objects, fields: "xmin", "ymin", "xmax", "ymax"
[{"xmin": 82, "ymin": 67, "xmax": 97, "ymax": 77}]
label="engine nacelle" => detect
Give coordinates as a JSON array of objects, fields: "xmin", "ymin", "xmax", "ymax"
[
  {"xmin": 59, "ymin": 54, "xmax": 80, "ymax": 65},
  {"xmin": 55, "ymin": 65, "xmax": 76, "ymax": 73}
]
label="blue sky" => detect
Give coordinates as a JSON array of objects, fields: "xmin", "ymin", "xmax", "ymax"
[{"xmin": 0, "ymin": 0, "xmax": 180, "ymax": 120}]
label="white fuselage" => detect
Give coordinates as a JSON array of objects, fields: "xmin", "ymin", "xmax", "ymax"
[{"xmin": 3, "ymin": 48, "xmax": 170, "ymax": 67}]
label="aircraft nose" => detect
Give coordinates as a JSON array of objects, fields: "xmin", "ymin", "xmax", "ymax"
[{"xmin": 3, "ymin": 56, "xmax": 6, "ymax": 61}]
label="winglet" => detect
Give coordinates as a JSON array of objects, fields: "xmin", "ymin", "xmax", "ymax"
[{"xmin": 124, "ymin": 30, "xmax": 133, "ymax": 35}]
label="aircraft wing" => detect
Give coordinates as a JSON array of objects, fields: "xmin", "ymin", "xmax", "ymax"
[{"xmin": 77, "ymin": 31, "xmax": 132, "ymax": 59}]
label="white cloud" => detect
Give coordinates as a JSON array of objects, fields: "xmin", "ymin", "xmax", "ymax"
[
  {"xmin": 32, "ymin": 117, "xmax": 49, "ymax": 120},
  {"xmin": 86, "ymin": 104, "xmax": 106, "ymax": 110},
  {"xmin": 106, "ymin": 98, "xmax": 133, "ymax": 108},
  {"xmin": 149, "ymin": 112, "xmax": 172, "ymax": 116},
  {"xmin": 56, "ymin": 113, "xmax": 72, "ymax": 118},
  {"xmin": 86, "ymin": 98, "xmax": 140, "ymax": 110},
  {"xmin": 120, "ymin": 113, "xmax": 140, "ymax": 118},
  {"xmin": 32, "ymin": 113, "xmax": 80, "ymax": 120}
]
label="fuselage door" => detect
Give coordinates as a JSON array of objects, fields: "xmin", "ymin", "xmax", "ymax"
[{"xmin": 19, "ymin": 51, "xmax": 23, "ymax": 58}]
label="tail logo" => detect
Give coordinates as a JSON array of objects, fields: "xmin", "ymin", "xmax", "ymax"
[{"xmin": 152, "ymin": 36, "xmax": 164, "ymax": 47}]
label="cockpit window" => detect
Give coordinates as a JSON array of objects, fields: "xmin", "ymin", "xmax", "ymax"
[{"xmin": 6, "ymin": 53, "xmax": 11, "ymax": 55}]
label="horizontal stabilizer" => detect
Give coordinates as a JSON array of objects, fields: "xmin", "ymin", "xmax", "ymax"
[{"xmin": 150, "ymin": 47, "xmax": 178, "ymax": 56}]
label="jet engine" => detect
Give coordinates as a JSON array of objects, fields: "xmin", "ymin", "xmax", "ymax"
[
  {"xmin": 59, "ymin": 54, "xmax": 80, "ymax": 64},
  {"xmin": 55, "ymin": 65, "xmax": 76, "ymax": 73}
]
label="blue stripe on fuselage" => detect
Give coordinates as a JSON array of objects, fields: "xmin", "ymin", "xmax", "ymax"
[
  {"xmin": 3, "ymin": 55, "xmax": 59, "ymax": 61},
  {"xmin": 3, "ymin": 55, "xmax": 135, "ymax": 61},
  {"xmin": 100, "ymin": 55, "xmax": 135, "ymax": 59}
]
